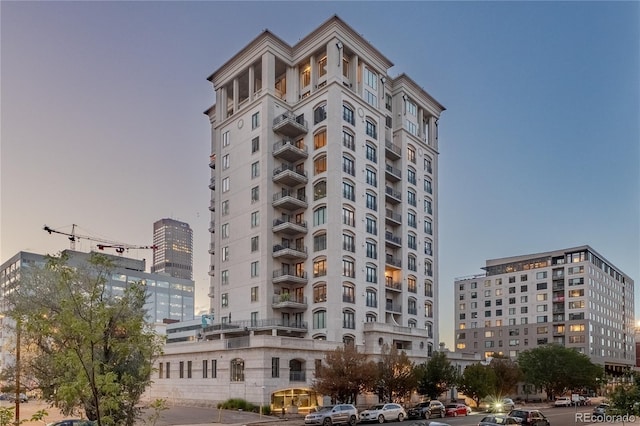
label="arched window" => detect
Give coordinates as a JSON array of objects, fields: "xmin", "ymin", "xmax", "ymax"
[
  {"xmin": 342, "ymin": 154, "xmax": 355, "ymax": 176},
  {"xmin": 313, "ymin": 283, "xmax": 327, "ymax": 303},
  {"xmin": 343, "ymin": 103, "xmax": 355, "ymax": 125},
  {"xmin": 425, "ymin": 280, "xmax": 433, "ymax": 297},
  {"xmin": 408, "ymin": 319, "xmax": 417, "ymax": 328},
  {"xmin": 314, "ymin": 180, "xmax": 327, "ymax": 200},
  {"xmin": 425, "ymin": 321, "xmax": 433, "ymax": 338},
  {"xmin": 313, "ymin": 206, "xmax": 327, "ymax": 226},
  {"xmin": 366, "ymin": 312, "xmax": 377, "ymax": 323},
  {"xmin": 314, "ymin": 104, "xmax": 327, "ymax": 125},
  {"xmin": 408, "ymin": 254, "xmax": 417, "ymax": 272},
  {"xmin": 342, "ymin": 282, "xmax": 355, "ymax": 303},
  {"xmin": 425, "ymin": 301, "xmax": 433, "ymax": 318},
  {"xmin": 313, "ymin": 257, "xmax": 327, "ymax": 277},
  {"xmin": 365, "ymin": 288, "xmax": 377, "ymax": 308},
  {"xmin": 343, "ymin": 335, "xmax": 355, "ymax": 346},
  {"xmin": 313, "ymin": 231, "xmax": 327, "ymax": 252},
  {"xmin": 313, "ymin": 309, "xmax": 327, "ymax": 329},
  {"xmin": 408, "ymin": 297, "xmax": 417, "ymax": 315},
  {"xmin": 314, "ymin": 129, "xmax": 327, "ymax": 149},
  {"xmin": 230, "ymin": 358, "xmax": 245, "ymax": 382},
  {"xmin": 343, "ymin": 310, "xmax": 355, "ymax": 329},
  {"xmin": 314, "ymin": 154, "xmax": 327, "ymax": 175},
  {"xmin": 342, "ymin": 129, "xmax": 355, "ymax": 151}
]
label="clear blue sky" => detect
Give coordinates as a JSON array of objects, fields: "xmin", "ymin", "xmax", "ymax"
[{"xmin": 2, "ymin": 1, "xmax": 638, "ymax": 348}]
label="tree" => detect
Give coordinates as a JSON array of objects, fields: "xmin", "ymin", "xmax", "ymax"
[
  {"xmin": 375, "ymin": 344, "xmax": 416, "ymax": 403},
  {"xmin": 312, "ymin": 344, "xmax": 377, "ymax": 404},
  {"xmin": 7, "ymin": 253, "xmax": 164, "ymax": 426},
  {"xmin": 489, "ymin": 355, "xmax": 522, "ymax": 396},
  {"xmin": 415, "ymin": 351, "xmax": 458, "ymax": 400},
  {"xmin": 518, "ymin": 344, "xmax": 603, "ymax": 400},
  {"xmin": 457, "ymin": 363, "xmax": 496, "ymax": 408},
  {"xmin": 607, "ymin": 372, "xmax": 640, "ymax": 416}
]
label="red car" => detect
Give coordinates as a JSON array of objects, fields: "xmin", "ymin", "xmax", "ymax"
[{"xmin": 445, "ymin": 403, "xmax": 471, "ymax": 416}]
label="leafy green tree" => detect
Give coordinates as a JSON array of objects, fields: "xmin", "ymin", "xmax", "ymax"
[
  {"xmin": 312, "ymin": 344, "xmax": 377, "ymax": 404},
  {"xmin": 457, "ymin": 362, "xmax": 496, "ymax": 408},
  {"xmin": 518, "ymin": 344, "xmax": 603, "ymax": 400},
  {"xmin": 375, "ymin": 344, "xmax": 416, "ymax": 403},
  {"xmin": 607, "ymin": 372, "xmax": 640, "ymax": 416},
  {"xmin": 489, "ymin": 355, "xmax": 522, "ymax": 396},
  {"xmin": 415, "ymin": 351, "xmax": 458, "ymax": 400},
  {"xmin": 8, "ymin": 253, "xmax": 164, "ymax": 426}
]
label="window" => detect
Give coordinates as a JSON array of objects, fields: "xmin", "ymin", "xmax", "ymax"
[
  {"xmin": 408, "ymin": 298, "xmax": 417, "ymax": 315},
  {"xmin": 343, "ymin": 104, "xmax": 355, "ymax": 125},
  {"xmin": 425, "ymin": 280, "xmax": 433, "ymax": 297},
  {"xmin": 314, "ymin": 180, "xmax": 327, "ymax": 200},
  {"xmin": 343, "ymin": 310, "xmax": 355, "ymax": 329},
  {"xmin": 314, "ymin": 155, "xmax": 327, "ymax": 174},
  {"xmin": 424, "ymin": 199, "xmax": 433, "ymax": 215},
  {"xmin": 424, "ymin": 178, "xmax": 432, "ymax": 194},
  {"xmin": 408, "ymin": 255, "xmax": 417, "ymax": 271},
  {"xmin": 251, "ymin": 137, "xmax": 259, "ymax": 153},
  {"xmin": 407, "ymin": 168, "xmax": 416, "ymax": 185},
  {"xmin": 343, "ymin": 156, "xmax": 355, "ymax": 176},
  {"xmin": 365, "ymin": 89, "xmax": 378, "ymax": 108},
  {"xmin": 343, "ymin": 258, "xmax": 355, "ymax": 278},
  {"xmin": 313, "ymin": 310, "xmax": 326, "ymax": 329},
  {"xmin": 366, "ymin": 216, "xmax": 377, "ymax": 235},
  {"xmin": 221, "ymin": 270, "xmax": 229, "ymax": 285},
  {"xmin": 202, "ymin": 360, "xmax": 208, "ymax": 378},
  {"xmin": 210, "ymin": 359, "xmax": 217, "ymax": 378},
  {"xmin": 365, "ymin": 119, "xmax": 377, "ymax": 139},
  {"xmin": 343, "ymin": 233, "xmax": 355, "ymax": 252},
  {"xmin": 251, "ymin": 211, "xmax": 259, "ymax": 227},
  {"xmin": 222, "ymin": 130, "xmax": 230, "ymax": 147},
  {"xmin": 424, "ymin": 219, "xmax": 432, "ymax": 235},
  {"xmin": 407, "ymin": 190, "xmax": 416, "ymax": 207},
  {"xmin": 314, "ymin": 284, "xmax": 327, "ymax": 303},
  {"xmin": 221, "ymin": 246, "xmax": 229, "ymax": 262},
  {"xmin": 365, "ymin": 192, "xmax": 377, "ymax": 211},
  {"xmin": 314, "ymin": 104, "xmax": 327, "ymax": 124},
  {"xmin": 251, "ymin": 161, "xmax": 259, "ymax": 178},
  {"xmin": 230, "ymin": 359, "xmax": 244, "ymax": 382},
  {"xmin": 251, "ymin": 112, "xmax": 260, "ymax": 129},
  {"xmin": 424, "ymin": 239, "xmax": 433, "ymax": 256},
  {"xmin": 342, "ymin": 181, "xmax": 355, "ymax": 201},
  {"xmin": 300, "ymin": 64, "xmax": 311, "ymax": 88},
  {"xmin": 165, "ymin": 362, "xmax": 170, "ymax": 379},
  {"xmin": 366, "ymin": 168, "xmax": 377, "ymax": 186},
  {"xmin": 313, "ymin": 259, "xmax": 327, "ymax": 277},
  {"xmin": 314, "ymin": 233, "xmax": 327, "ymax": 251},
  {"xmin": 537, "ymin": 282, "xmax": 548, "ymax": 290},
  {"xmin": 425, "ymin": 301, "xmax": 433, "ymax": 318},
  {"xmin": 342, "ymin": 284, "xmax": 355, "ymax": 303},
  {"xmin": 366, "ymin": 289, "xmax": 377, "ymax": 307},
  {"xmin": 179, "ymin": 361, "xmax": 184, "ymax": 379},
  {"xmin": 251, "ymin": 286, "xmax": 258, "ymax": 302},
  {"xmin": 343, "ymin": 131, "xmax": 354, "ymax": 151},
  {"xmin": 314, "ymin": 206, "xmax": 327, "ymax": 226},
  {"xmin": 222, "ymin": 154, "xmax": 230, "ymax": 170},
  {"xmin": 221, "ymin": 223, "xmax": 229, "ymax": 239},
  {"xmin": 407, "ymin": 211, "xmax": 416, "ymax": 228},
  {"xmin": 407, "ymin": 146, "xmax": 416, "ymax": 163},
  {"xmin": 250, "ymin": 261, "xmax": 259, "ymax": 277},
  {"xmin": 366, "ymin": 143, "xmax": 377, "ymax": 162},
  {"xmin": 271, "ymin": 357, "xmax": 280, "ymax": 378},
  {"xmin": 251, "ymin": 186, "xmax": 259, "ymax": 203},
  {"xmin": 221, "ymin": 200, "xmax": 229, "ymax": 216},
  {"xmin": 366, "ymin": 240, "xmax": 377, "ymax": 259},
  {"xmin": 343, "ymin": 207, "xmax": 355, "ymax": 226},
  {"xmin": 221, "ymin": 293, "xmax": 229, "ymax": 307},
  {"xmin": 222, "ymin": 177, "xmax": 229, "ymax": 193},
  {"xmin": 314, "ymin": 130, "xmax": 327, "ymax": 149},
  {"xmin": 408, "ymin": 276, "xmax": 417, "ymax": 293},
  {"xmin": 408, "ymin": 233, "xmax": 416, "ymax": 250},
  {"xmin": 365, "ymin": 265, "xmax": 377, "ymax": 283},
  {"xmin": 425, "ymin": 260, "xmax": 433, "ymax": 277},
  {"xmin": 250, "ymin": 236, "xmax": 259, "ymax": 252}
]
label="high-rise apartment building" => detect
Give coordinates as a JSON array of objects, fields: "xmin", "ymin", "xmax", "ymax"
[
  {"xmin": 454, "ymin": 245, "xmax": 635, "ymax": 377},
  {"xmin": 147, "ymin": 16, "xmax": 445, "ymax": 408},
  {"xmin": 151, "ymin": 218, "xmax": 193, "ymax": 280}
]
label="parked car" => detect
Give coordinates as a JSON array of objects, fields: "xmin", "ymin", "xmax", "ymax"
[
  {"xmin": 407, "ymin": 400, "xmax": 446, "ymax": 419},
  {"xmin": 490, "ymin": 398, "xmax": 515, "ymax": 412},
  {"xmin": 508, "ymin": 409, "xmax": 550, "ymax": 426},
  {"xmin": 592, "ymin": 404, "xmax": 609, "ymax": 416},
  {"xmin": 554, "ymin": 397, "xmax": 572, "ymax": 407},
  {"xmin": 445, "ymin": 403, "xmax": 471, "ymax": 416},
  {"xmin": 46, "ymin": 421, "xmax": 96, "ymax": 426},
  {"xmin": 359, "ymin": 403, "xmax": 406, "ymax": 423},
  {"xmin": 304, "ymin": 404, "xmax": 358, "ymax": 426},
  {"xmin": 478, "ymin": 414, "xmax": 522, "ymax": 425},
  {"xmin": 7, "ymin": 393, "xmax": 28, "ymax": 403}
]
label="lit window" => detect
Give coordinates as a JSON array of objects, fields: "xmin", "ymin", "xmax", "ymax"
[{"xmin": 314, "ymin": 130, "xmax": 327, "ymax": 149}]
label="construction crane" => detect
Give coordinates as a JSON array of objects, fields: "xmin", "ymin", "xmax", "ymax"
[{"xmin": 43, "ymin": 224, "xmax": 157, "ymax": 254}]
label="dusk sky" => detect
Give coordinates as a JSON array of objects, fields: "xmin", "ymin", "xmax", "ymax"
[{"xmin": 1, "ymin": 1, "xmax": 638, "ymax": 348}]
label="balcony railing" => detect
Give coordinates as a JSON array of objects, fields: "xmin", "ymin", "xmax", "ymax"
[
  {"xmin": 272, "ymin": 163, "xmax": 308, "ymax": 186},
  {"xmin": 385, "ymin": 255, "xmax": 402, "ymax": 268},
  {"xmin": 273, "ymin": 139, "xmax": 308, "ymax": 162},
  {"xmin": 385, "ymin": 186, "xmax": 402, "ymax": 203},
  {"xmin": 385, "ymin": 232, "xmax": 402, "ymax": 246},
  {"xmin": 385, "ymin": 302, "xmax": 402, "ymax": 313},
  {"xmin": 289, "ymin": 371, "xmax": 306, "ymax": 382},
  {"xmin": 385, "ymin": 280, "xmax": 402, "ymax": 291},
  {"xmin": 272, "ymin": 112, "xmax": 308, "ymax": 137},
  {"xmin": 385, "ymin": 163, "xmax": 402, "ymax": 181},
  {"xmin": 385, "ymin": 141, "xmax": 402, "ymax": 159}
]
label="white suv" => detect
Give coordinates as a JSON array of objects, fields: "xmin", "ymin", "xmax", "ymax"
[
  {"xmin": 554, "ymin": 397, "xmax": 572, "ymax": 407},
  {"xmin": 304, "ymin": 404, "xmax": 358, "ymax": 426}
]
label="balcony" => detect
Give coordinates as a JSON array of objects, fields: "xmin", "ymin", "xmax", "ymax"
[
  {"xmin": 385, "ymin": 209, "xmax": 402, "ymax": 226},
  {"xmin": 385, "ymin": 280, "xmax": 402, "ymax": 292},
  {"xmin": 208, "ymin": 243, "xmax": 215, "ymax": 255},
  {"xmin": 273, "ymin": 191, "xmax": 308, "ymax": 210},
  {"xmin": 272, "ymin": 163, "xmax": 308, "ymax": 186},
  {"xmin": 289, "ymin": 371, "xmax": 306, "ymax": 382},
  {"xmin": 209, "ymin": 200, "xmax": 215, "ymax": 212},
  {"xmin": 272, "ymin": 269, "xmax": 308, "ymax": 285},
  {"xmin": 385, "ymin": 231, "xmax": 402, "ymax": 248},
  {"xmin": 385, "ymin": 302, "xmax": 402, "ymax": 313},
  {"xmin": 272, "ymin": 294, "xmax": 308, "ymax": 310},
  {"xmin": 272, "ymin": 218, "xmax": 308, "ymax": 235},
  {"xmin": 273, "ymin": 112, "xmax": 308, "ymax": 137},
  {"xmin": 208, "ymin": 177, "xmax": 215, "ymax": 190},
  {"xmin": 385, "ymin": 163, "xmax": 402, "ymax": 182},
  {"xmin": 209, "ymin": 154, "xmax": 216, "ymax": 169},
  {"xmin": 272, "ymin": 139, "xmax": 308, "ymax": 162},
  {"xmin": 208, "ymin": 221, "xmax": 215, "ymax": 233},
  {"xmin": 385, "ymin": 186, "xmax": 402, "ymax": 204},
  {"xmin": 385, "ymin": 255, "xmax": 402, "ymax": 269},
  {"xmin": 385, "ymin": 140, "xmax": 402, "ymax": 160},
  {"xmin": 272, "ymin": 244, "xmax": 308, "ymax": 260}
]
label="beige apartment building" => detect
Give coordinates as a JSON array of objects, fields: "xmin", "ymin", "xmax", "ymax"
[
  {"xmin": 454, "ymin": 245, "xmax": 635, "ymax": 379},
  {"xmin": 146, "ymin": 16, "xmax": 445, "ymax": 409}
]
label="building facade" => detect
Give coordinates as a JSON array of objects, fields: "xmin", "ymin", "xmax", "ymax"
[
  {"xmin": 151, "ymin": 218, "xmax": 194, "ymax": 280},
  {"xmin": 146, "ymin": 16, "xmax": 445, "ymax": 409},
  {"xmin": 454, "ymin": 245, "xmax": 635, "ymax": 377}
]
